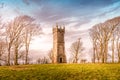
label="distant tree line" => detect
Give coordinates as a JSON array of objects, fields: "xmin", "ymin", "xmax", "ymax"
[{"xmin": 0, "ymin": 15, "xmax": 42, "ymax": 66}]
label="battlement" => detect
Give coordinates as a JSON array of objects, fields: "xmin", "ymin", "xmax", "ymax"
[{"xmin": 53, "ymin": 24, "xmax": 65, "ymax": 33}]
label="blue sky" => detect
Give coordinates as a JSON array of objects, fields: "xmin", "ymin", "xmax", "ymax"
[
  {"xmin": 0, "ymin": 0, "xmax": 120, "ymax": 26},
  {"xmin": 0, "ymin": 0, "xmax": 120, "ymax": 61}
]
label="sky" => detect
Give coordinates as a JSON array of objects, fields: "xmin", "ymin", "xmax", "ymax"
[{"xmin": 0, "ymin": 0, "xmax": 120, "ymax": 62}]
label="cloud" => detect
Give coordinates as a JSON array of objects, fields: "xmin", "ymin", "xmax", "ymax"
[
  {"xmin": 22, "ymin": 0, "xmax": 44, "ymax": 6},
  {"xmin": 30, "ymin": 33, "xmax": 52, "ymax": 51},
  {"xmin": 0, "ymin": 3, "xmax": 5, "ymax": 8},
  {"xmin": 98, "ymin": 1, "xmax": 120, "ymax": 17},
  {"xmin": 30, "ymin": 0, "xmax": 119, "ymax": 30},
  {"xmin": 22, "ymin": 0, "xmax": 30, "ymax": 5}
]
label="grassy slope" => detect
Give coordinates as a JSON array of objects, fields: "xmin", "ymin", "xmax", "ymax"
[{"xmin": 0, "ymin": 64, "xmax": 120, "ymax": 80}]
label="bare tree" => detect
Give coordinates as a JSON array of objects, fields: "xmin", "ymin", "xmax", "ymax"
[
  {"xmin": 0, "ymin": 16, "xmax": 42, "ymax": 66},
  {"xmin": 102, "ymin": 17, "xmax": 120, "ymax": 63},
  {"xmin": 89, "ymin": 27, "xmax": 98, "ymax": 63},
  {"xmin": 0, "ymin": 41, "xmax": 7, "ymax": 65},
  {"xmin": 116, "ymin": 25, "xmax": 120, "ymax": 63},
  {"xmin": 13, "ymin": 37, "xmax": 23, "ymax": 65},
  {"xmin": 22, "ymin": 16, "xmax": 42, "ymax": 64},
  {"xmin": 69, "ymin": 38, "xmax": 84, "ymax": 63},
  {"xmin": 90, "ymin": 16, "xmax": 120, "ymax": 63},
  {"xmin": 5, "ymin": 15, "xmax": 42, "ymax": 65},
  {"xmin": 36, "ymin": 57, "xmax": 49, "ymax": 64},
  {"xmin": 89, "ymin": 24, "xmax": 104, "ymax": 63},
  {"xmin": 111, "ymin": 34, "xmax": 115, "ymax": 63},
  {"xmin": 6, "ymin": 16, "xmax": 28, "ymax": 65},
  {"xmin": 0, "ymin": 18, "xmax": 6, "ymax": 65},
  {"xmin": 48, "ymin": 49, "xmax": 54, "ymax": 63},
  {"xmin": 0, "ymin": 17, "xmax": 10, "ymax": 65}
]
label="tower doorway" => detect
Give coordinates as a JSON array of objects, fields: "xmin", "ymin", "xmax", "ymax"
[{"xmin": 60, "ymin": 58, "xmax": 62, "ymax": 63}]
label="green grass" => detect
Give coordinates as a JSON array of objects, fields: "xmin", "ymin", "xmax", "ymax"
[{"xmin": 0, "ymin": 64, "xmax": 120, "ymax": 80}]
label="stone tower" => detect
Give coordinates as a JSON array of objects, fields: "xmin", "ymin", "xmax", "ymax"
[{"xmin": 53, "ymin": 24, "xmax": 66, "ymax": 63}]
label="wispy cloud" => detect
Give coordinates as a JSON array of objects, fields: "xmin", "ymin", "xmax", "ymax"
[
  {"xmin": 22, "ymin": 0, "xmax": 30, "ymax": 5},
  {"xmin": 30, "ymin": 0, "xmax": 119, "ymax": 29}
]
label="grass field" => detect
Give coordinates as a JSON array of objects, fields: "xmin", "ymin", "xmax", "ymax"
[{"xmin": 0, "ymin": 64, "xmax": 120, "ymax": 80}]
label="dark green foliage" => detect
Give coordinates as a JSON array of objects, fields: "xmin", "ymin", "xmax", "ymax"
[{"xmin": 0, "ymin": 64, "xmax": 120, "ymax": 80}]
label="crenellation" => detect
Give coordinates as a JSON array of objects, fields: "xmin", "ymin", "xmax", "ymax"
[{"xmin": 53, "ymin": 25, "xmax": 65, "ymax": 33}]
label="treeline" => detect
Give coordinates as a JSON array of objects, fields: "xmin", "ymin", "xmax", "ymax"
[
  {"xmin": 0, "ymin": 15, "xmax": 41, "ymax": 66},
  {"xmin": 89, "ymin": 16, "xmax": 120, "ymax": 63}
]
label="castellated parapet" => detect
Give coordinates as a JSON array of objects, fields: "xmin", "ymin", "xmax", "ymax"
[{"xmin": 53, "ymin": 25, "xmax": 65, "ymax": 34}]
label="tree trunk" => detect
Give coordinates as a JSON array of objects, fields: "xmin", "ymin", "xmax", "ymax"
[
  {"xmin": 25, "ymin": 49, "xmax": 29, "ymax": 64},
  {"xmin": 93, "ymin": 46, "xmax": 96, "ymax": 63},
  {"xmin": 104, "ymin": 41, "xmax": 108, "ymax": 63},
  {"xmin": 102, "ymin": 52, "xmax": 104, "ymax": 63},
  {"xmin": 118, "ymin": 43, "xmax": 120, "ymax": 63},
  {"xmin": 14, "ymin": 47, "xmax": 18, "ymax": 65},
  {"xmin": 92, "ymin": 40, "xmax": 96, "ymax": 63},
  {"xmin": 102, "ymin": 43, "xmax": 105, "ymax": 63},
  {"xmin": 74, "ymin": 54, "xmax": 78, "ymax": 63},
  {"xmin": 112, "ymin": 36, "xmax": 114, "ymax": 63},
  {"xmin": 7, "ymin": 44, "xmax": 11, "ymax": 66}
]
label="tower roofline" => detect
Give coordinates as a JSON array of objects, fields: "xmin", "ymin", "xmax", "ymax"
[{"xmin": 53, "ymin": 24, "xmax": 65, "ymax": 30}]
